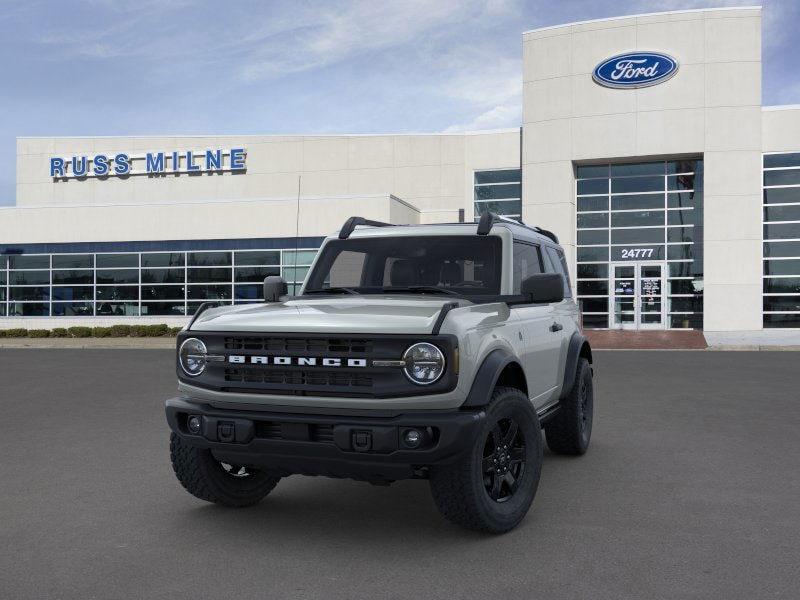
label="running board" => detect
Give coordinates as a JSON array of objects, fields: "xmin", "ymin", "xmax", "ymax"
[{"xmin": 536, "ymin": 402, "xmax": 561, "ymax": 425}]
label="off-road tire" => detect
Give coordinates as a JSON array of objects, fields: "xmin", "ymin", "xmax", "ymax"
[
  {"xmin": 170, "ymin": 433, "xmax": 280, "ymax": 507},
  {"xmin": 545, "ymin": 357, "xmax": 593, "ymax": 455},
  {"xmin": 429, "ymin": 386, "xmax": 543, "ymax": 533}
]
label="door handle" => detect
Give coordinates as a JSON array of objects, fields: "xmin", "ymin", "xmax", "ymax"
[{"xmin": 550, "ymin": 322, "xmax": 563, "ymax": 332}]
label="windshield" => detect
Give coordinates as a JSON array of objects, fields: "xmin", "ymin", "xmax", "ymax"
[{"xmin": 303, "ymin": 235, "xmax": 502, "ymax": 296}]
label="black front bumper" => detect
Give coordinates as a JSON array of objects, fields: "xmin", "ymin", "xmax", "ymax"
[{"xmin": 165, "ymin": 397, "xmax": 486, "ymax": 482}]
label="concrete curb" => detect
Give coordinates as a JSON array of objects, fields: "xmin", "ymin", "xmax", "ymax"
[{"xmin": 0, "ymin": 338, "xmax": 176, "ymax": 349}]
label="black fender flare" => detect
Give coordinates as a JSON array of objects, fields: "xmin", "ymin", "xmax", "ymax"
[
  {"xmin": 462, "ymin": 348, "xmax": 525, "ymax": 408},
  {"xmin": 559, "ymin": 332, "xmax": 593, "ymax": 400}
]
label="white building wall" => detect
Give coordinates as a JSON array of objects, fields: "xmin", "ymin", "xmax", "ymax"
[
  {"xmin": 15, "ymin": 130, "xmax": 521, "ymax": 230},
  {"xmin": 521, "ymin": 7, "xmax": 764, "ymax": 332}
]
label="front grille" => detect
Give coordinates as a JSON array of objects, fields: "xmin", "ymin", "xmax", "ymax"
[
  {"xmin": 179, "ymin": 332, "xmax": 458, "ymax": 399},
  {"xmin": 254, "ymin": 421, "xmax": 335, "ymax": 443},
  {"xmin": 224, "ymin": 336, "xmax": 373, "ymax": 354},
  {"xmin": 224, "ymin": 367, "xmax": 373, "ymax": 388}
]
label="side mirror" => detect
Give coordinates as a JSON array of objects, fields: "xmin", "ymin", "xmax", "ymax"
[
  {"xmin": 263, "ymin": 275, "xmax": 288, "ymax": 302},
  {"xmin": 521, "ymin": 273, "xmax": 564, "ymax": 304}
]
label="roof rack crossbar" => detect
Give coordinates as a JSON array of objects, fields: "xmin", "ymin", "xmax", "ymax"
[
  {"xmin": 476, "ymin": 211, "xmax": 559, "ymax": 243},
  {"xmin": 338, "ymin": 216, "xmax": 393, "ymax": 239},
  {"xmin": 532, "ymin": 226, "xmax": 559, "ymax": 244}
]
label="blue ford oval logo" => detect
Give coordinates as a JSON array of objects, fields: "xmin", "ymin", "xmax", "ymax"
[{"xmin": 593, "ymin": 52, "xmax": 679, "ymax": 89}]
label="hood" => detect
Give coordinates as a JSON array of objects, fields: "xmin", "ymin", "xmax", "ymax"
[{"xmin": 190, "ymin": 296, "xmax": 463, "ymax": 335}]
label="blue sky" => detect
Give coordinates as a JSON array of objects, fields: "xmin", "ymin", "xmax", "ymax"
[{"xmin": 1, "ymin": 0, "xmax": 798, "ymax": 206}]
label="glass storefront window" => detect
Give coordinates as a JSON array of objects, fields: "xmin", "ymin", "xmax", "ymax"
[
  {"xmin": 187, "ymin": 285, "xmax": 232, "ymax": 300},
  {"xmin": 8, "ymin": 302, "xmax": 49, "ymax": 316},
  {"xmin": 96, "ymin": 302, "xmax": 138, "ymax": 316},
  {"xmin": 763, "ymin": 153, "xmax": 800, "ymax": 329},
  {"xmin": 234, "ymin": 266, "xmax": 280, "ymax": 282},
  {"xmin": 96, "ymin": 254, "xmax": 138, "ymax": 268},
  {"xmin": 96, "ymin": 269, "xmax": 138, "ymax": 284},
  {"xmin": 188, "ymin": 251, "xmax": 231, "ymax": 266},
  {"xmin": 576, "ymin": 159, "xmax": 704, "ymax": 329},
  {"xmin": 0, "ymin": 246, "xmax": 319, "ymax": 317},
  {"xmin": 187, "ymin": 267, "xmax": 231, "ymax": 283},
  {"xmin": 141, "ymin": 285, "xmax": 185, "ymax": 300},
  {"xmin": 10, "ymin": 271, "xmax": 50, "ymax": 285},
  {"xmin": 141, "ymin": 302, "xmax": 185, "ymax": 316},
  {"xmin": 282, "ymin": 250, "xmax": 316, "ymax": 266},
  {"xmin": 577, "ymin": 213, "xmax": 608, "ymax": 228},
  {"xmin": 9, "ymin": 255, "xmax": 49, "ymax": 269},
  {"xmin": 52, "ymin": 270, "xmax": 93, "ymax": 284},
  {"xmin": 235, "ymin": 250, "xmax": 280, "ymax": 266},
  {"xmin": 10, "ymin": 287, "xmax": 49, "ymax": 301},
  {"xmin": 96, "ymin": 286, "xmax": 138, "ymax": 301},
  {"xmin": 53, "ymin": 286, "xmax": 93, "ymax": 301},
  {"xmin": 52, "ymin": 254, "xmax": 93, "ymax": 269},
  {"xmin": 141, "ymin": 268, "xmax": 185, "ymax": 284},
  {"xmin": 141, "ymin": 253, "xmax": 185, "ymax": 267},
  {"xmin": 52, "ymin": 302, "xmax": 94, "ymax": 316},
  {"xmin": 474, "ymin": 169, "xmax": 521, "ymax": 219}
]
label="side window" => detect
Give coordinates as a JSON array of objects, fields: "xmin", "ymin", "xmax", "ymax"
[
  {"xmin": 512, "ymin": 242, "xmax": 542, "ymax": 293},
  {"xmin": 545, "ymin": 247, "xmax": 572, "ymax": 298}
]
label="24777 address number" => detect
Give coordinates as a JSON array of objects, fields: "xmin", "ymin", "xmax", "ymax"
[{"xmin": 620, "ymin": 247, "xmax": 655, "ymax": 259}]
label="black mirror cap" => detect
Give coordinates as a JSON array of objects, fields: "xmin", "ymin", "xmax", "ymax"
[
  {"xmin": 521, "ymin": 273, "xmax": 564, "ymax": 304},
  {"xmin": 263, "ymin": 275, "xmax": 288, "ymax": 302}
]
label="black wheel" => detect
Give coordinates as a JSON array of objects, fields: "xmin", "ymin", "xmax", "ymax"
[
  {"xmin": 545, "ymin": 357, "xmax": 593, "ymax": 455},
  {"xmin": 429, "ymin": 387, "xmax": 543, "ymax": 533},
  {"xmin": 169, "ymin": 433, "xmax": 280, "ymax": 507}
]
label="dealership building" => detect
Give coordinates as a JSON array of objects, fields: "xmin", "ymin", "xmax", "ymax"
[{"xmin": 2, "ymin": 6, "xmax": 799, "ymax": 343}]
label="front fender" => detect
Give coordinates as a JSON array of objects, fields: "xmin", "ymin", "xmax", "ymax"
[{"xmin": 462, "ymin": 348, "xmax": 521, "ymax": 408}]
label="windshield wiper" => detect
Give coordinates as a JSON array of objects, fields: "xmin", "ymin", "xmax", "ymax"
[
  {"xmin": 382, "ymin": 286, "xmax": 461, "ymax": 296},
  {"xmin": 303, "ymin": 287, "xmax": 359, "ymax": 295}
]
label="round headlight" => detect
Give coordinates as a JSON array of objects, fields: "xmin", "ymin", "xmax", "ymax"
[
  {"xmin": 403, "ymin": 342, "xmax": 445, "ymax": 385},
  {"xmin": 179, "ymin": 337, "xmax": 207, "ymax": 377}
]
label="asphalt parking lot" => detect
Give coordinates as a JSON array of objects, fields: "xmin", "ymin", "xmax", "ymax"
[{"xmin": 1, "ymin": 349, "xmax": 799, "ymax": 600}]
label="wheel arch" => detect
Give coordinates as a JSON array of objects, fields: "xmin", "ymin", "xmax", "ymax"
[
  {"xmin": 559, "ymin": 332, "xmax": 592, "ymax": 401},
  {"xmin": 462, "ymin": 348, "xmax": 528, "ymax": 407}
]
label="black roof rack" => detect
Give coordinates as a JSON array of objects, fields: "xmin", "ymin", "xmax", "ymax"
[
  {"xmin": 338, "ymin": 213, "xmax": 560, "ymax": 244},
  {"xmin": 476, "ymin": 212, "xmax": 559, "ymax": 244},
  {"xmin": 338, "ymin": 216, "xmax": 393, "ymax": 239}
]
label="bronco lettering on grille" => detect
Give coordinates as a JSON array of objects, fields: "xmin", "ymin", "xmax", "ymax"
[{"xmin": 227, "ymin": 355, "xmax": 368, "ymax": 368}]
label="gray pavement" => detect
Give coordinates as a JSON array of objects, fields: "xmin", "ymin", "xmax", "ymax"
[{"xmin": 1, "ymin": 349, "xmax": 798, "ymax": 600}]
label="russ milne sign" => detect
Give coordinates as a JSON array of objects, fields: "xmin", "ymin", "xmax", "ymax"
[
  {"xmin": 592, "ymin": 52, "xmax": 678, "ymax": 89},
  {"xmin": 49, "ymin": 148, "xmax": 246, "ymax": 179}
]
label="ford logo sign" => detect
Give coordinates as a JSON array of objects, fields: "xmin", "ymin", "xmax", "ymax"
[{"xmin": 593, "ymin": 51, "xmax": 678, "ymax": 89}]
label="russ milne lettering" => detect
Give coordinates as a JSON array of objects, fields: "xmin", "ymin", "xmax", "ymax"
[{"xmin": 49, "ymin": 148, "xmax": 246, "ymax": 179}]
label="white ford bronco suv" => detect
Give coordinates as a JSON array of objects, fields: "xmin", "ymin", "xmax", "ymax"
[{"xmin": 166, "ymin": 212, "xmax": 594, "ymax": 533}]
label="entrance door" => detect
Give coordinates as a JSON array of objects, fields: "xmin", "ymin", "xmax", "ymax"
[{"xmin": 610, "ymin": 262, "xmax": 666, "ymax": 330}]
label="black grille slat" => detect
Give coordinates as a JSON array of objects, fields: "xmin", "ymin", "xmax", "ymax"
[
  {"xmin": 224, "ymin": 367, "xmax": 373, "ymax": 388},
  {"xmin": 224, "ymin": 336, "xmax": 373, "ymax": 354},
  {"xmin": 253, "ymin": 421, "xmax": 334, "ymax": 444}
]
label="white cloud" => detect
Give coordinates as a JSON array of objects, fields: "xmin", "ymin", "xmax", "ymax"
[
  {"xmin": 443, "ymin": 102, "xmax": 521, "ymax": 132},
  {"xmin": 236, "ymin": 0, "xmax": 472, "ymax": 81}
]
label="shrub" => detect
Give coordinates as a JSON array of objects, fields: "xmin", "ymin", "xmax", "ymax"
[
  {"xmin": 145, "ymin": 324, "xmax": 170, "ymax": 337},
  {"xmin": 28, "ymin": 329, "xmax": 51, "ymax": 338},
  {"xmin": 130, "ymin": 325, "xmax": 149, "ymax": 338},
  {"xmin": 168, "ymin": 327, "xmax": 183, "ymax": 336},
  {"xmin": 0, "ymin": 330, "xmax": 5, "ymax": 338},
  {"xmin": 51, "ymin": 328, "xmax": 69, "ymax": 338},
  {"xmin": 67, "ymin": 326, "xmax": 92, "ymax": 338},
  {"xmin": 91, "ymin": 327, "xmax": 112, "ymax": 338},
  {"xmin": 109, "ymin": 324, "xmax": 132, "ymax": 337},
  {"xmin": 4, "ymin": 328, "xmax": 28, "ymax": 338}
]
